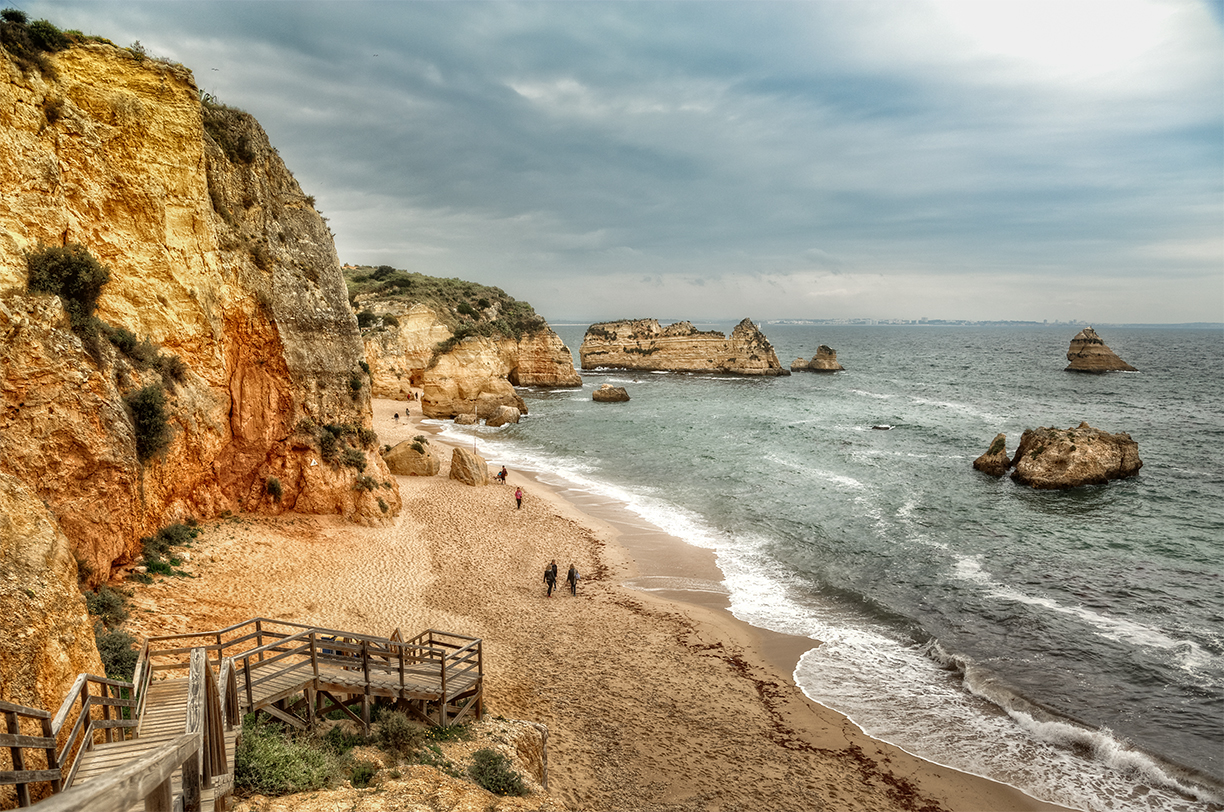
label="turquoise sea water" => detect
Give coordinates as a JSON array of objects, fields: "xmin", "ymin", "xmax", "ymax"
[{"xmin": 434, "ymin": 324, "xmax": 1223, "ymax": 812}]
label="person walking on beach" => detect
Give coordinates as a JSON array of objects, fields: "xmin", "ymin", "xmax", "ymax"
[
  {"xmin": 544, "ymin": 560, "xmax": 558, "ymax": 597},
  {"xmin": 566, "ymin": 564, "xmax": 580, "ymax": 596},
  {"xmin": 393, "ymin": 412, "xmax": 399, "ymax": 424},
  {"xmin": 496, "ymin": 466, "xmax": 508, "ymax": 484},
  {"xmin": 514, "ymin": 486, "xmax": 523, "ymax": 509}
]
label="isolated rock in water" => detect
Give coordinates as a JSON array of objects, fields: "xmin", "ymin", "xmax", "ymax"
[
  {"xmin": 580, "ymin": 318, "xmax": 788, "ymax": 376},
  {"xmin": 485, "ymin": 405, "xmax": 522, "ymax": 427},
  {"xmin": 1065, "ymin": 328, "xmax": 1137, "ymax": 372},
  {"xmin": 384, "ymin": 439, "xmax": 440, "ymax": 476},
  {"xmin": 1010, "ymin": 422, "xmax": 1142, "ymax": 488},
  {"xmin": 449, "ymin": 447, "xmax": 490, "ymax": 486},
  {"xmin": 973, "ymin": 433, "xmax": 1011, "ymax": 476},
  {"xmin": 453, "ymin": 413, "xmax": 478, "ymax": 425},
  {"xmin": 793, "ymin": 345, "xmax": 844, "ymax": 372},
  {"xmin": 592, "ymin": 383, "xmax": 631, "ymax": 402}
]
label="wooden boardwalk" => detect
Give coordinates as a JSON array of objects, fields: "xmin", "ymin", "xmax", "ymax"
[{"xmin": 2, "ymin": 618, "xmax": 483, "ymax": 812}]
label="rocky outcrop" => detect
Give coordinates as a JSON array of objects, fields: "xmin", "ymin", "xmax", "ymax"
[
  {"xmin": 1010, "ymin": 423, "xmax": 1142, "ymax": 488},
  {"xmin": 592, "ymin": 383, "xmax": 630, "ymax": 403},
  {"xmin": 1065, "ymin": 328, "xmax": 1137, "ymax": 372},
  {"xmin": 485, "ymin": 405, "xmax": 522, "ymax": 427},
  {"xmin": 362, "ymin": 303, "xmax": 580, "ymax": 417},
  {"xmin": 973, "ymin": 434, "xmax": 1011, "ymax": 476},
  {"xmin": 580, "ymin": 318, "xmax": 787, "ymax": 376},
  {"xmin": 0, "ymin": 45, "xmax": 399, "ymax": 578},
  {"xmin": 0, "ymin": 473, "xmax": 103, "ymax": 726},
  {"xmin": 792, "ymin": 345, "xmax": 844, "ymax": 372},
  {"xmin": 383, "ymin": 438, "xmax": 440, "ymax": 477},
  {"xmin": 449, "ymin": 447, "xmax": 490, "ymax": 486}
]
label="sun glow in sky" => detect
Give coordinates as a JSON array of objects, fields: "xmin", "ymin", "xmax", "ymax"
[{"xmin": 19, "ymin": 0, "xmax": 1224, "ymax": 324}]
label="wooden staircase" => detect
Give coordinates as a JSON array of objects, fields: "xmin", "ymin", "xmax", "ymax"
[{"xmin": 2, "ymin": 618, "xmax": 482, "ymax": 812}]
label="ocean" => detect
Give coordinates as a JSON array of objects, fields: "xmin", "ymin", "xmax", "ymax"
[{"xmin": 432, "ymin": 323, "xmax": 1224, "ymax": 812}]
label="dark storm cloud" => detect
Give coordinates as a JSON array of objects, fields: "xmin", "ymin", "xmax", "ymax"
[{"xmin": 19, "ymin": 0, "xmax": 1224, "ymax": 322}]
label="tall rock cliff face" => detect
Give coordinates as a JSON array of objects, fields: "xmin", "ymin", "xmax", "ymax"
[
  {"xmin": 0, "ymin": 42, "xmax": 400, "ymax": 589},
  {"xmin": 580, "ymin": 318, "xmax": 788, "ymax": 376},
  {"xmin": 1065, "ymin": 327, "xmax": 1136, "ymax": 372},
  {"xmin": 362, "ymin": 302, "xmax": 581, "ymax": 419}
]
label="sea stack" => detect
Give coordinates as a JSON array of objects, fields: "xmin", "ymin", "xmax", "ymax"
[
  {"xmin": 593, "ymin": 383, "xmax": 631, "ymax": 402},
  {"xmin": 792, "ymin": 345, "xmax": 844, "ymax": 373},
  {"xmin": 1009, "ymin": 422, "xmax": 1142, "ymax": 488},
  {"xmin": 1065, "ymin": 328, "xmax": 1137, "ymax": 373},
  {"xmin": 973, "ymin": 434, "xmax": 1011, "ymax": 476},
  {"xmin": 579, "ymin": 318, "xmax": 788, "ymax": 376}
]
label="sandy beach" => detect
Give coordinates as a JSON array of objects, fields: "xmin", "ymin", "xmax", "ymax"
[{"xmin": 122, "ymin": 397, "xmax": 1071, "ymax": 812}]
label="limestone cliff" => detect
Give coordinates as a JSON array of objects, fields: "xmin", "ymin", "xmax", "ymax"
[
  {"xmin": 1065, "ymin": 327, "xmax": 1137, "ymax": 372},
  {"xmin": 580, "ymin": 318, "xmax": 788, "ymax": 376},
  {"xmin": 0, "ymin": 41, "xmax": 400, "ymax": 590},
  {"xmin": 359, "ymin": 300, "xmax": 581, "ymax": 420}
]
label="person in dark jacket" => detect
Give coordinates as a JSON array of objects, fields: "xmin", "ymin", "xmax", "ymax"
[
  {"xmin": 544, "ymin": 560, "xmax": 558, "ymax": 597},
  {"xmin": 566, "ymin": 564, "xmax": 580, "ymax": 595}
]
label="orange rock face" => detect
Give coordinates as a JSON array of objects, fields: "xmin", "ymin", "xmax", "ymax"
[
  {"xmin": 0, "ymin": 43, "xmax": 400, "ymax": 587},
  {"xmin": 1065, "ymin": 327, "xmax": 1137, "ymax": 372}
]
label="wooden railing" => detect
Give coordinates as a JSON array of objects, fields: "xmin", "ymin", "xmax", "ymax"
[
  {"xmin": 1, "ymin": 700, "xmax": 60, "ymax": 807},
  {"xmin": 28, "ymin": 733, "xmax": 199, "ymax": 812}
]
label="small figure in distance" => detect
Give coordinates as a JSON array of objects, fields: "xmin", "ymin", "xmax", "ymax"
[
  {"xmin": 514, "ymin": 486, "xmax": 523, "ymax": 509},
  {"xmin": 544, "ymin": 559, "xmax": 558, "ymax": 597},
  {"xmin": 496, "ymin": 466, "xmax": 508, "ymax": 484},
  {"xmin": 567, "ymin": 564, "xmax": 580, "ymax": 596},
  {"xmin": 393, "ymin": 412, "xmax": 399, "ymax": 424}
]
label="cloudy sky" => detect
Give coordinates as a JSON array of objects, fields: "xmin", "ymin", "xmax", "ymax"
[{"xmin": 23, "ymin": 0, "xmax": 1224, "ymax": 324}]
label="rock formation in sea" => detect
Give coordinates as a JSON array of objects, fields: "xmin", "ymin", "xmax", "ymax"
[
  {"xmin": 0, "ymin": 33, "xmax": 400, "ymax": 710},
  {"xmin": 485, "ymin": 405, "xmax": 522, "ymax": 427},
  {"xmin": 791, "ymin": 345, "xmax": 844, "ymax": 372},
  {"xmin": 356, "ymin": 289, "xmax": 581, "ymax": 420},
  {"xmin": 592, "ymin": 383, "xmax": 631, "ymax": 402},
  {"xmin": 1008, "ymin": 423, "xmax": 1142, "ymax": 488},
  {"xmin": 973, "ymin": 433, "xmax": 1012, "ymax": 477},
  {"xmin": 579, "ymin": 318, "xmax": 788, "ymax": 376},
  {"xmin": 1065, "ymin": 327, "xmax": 1137, "ymax": 372}
]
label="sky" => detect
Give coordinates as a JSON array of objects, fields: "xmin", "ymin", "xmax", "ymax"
[{"xmin": 20, "ymin": 0, "xmax": 1224, "ymax": 324}]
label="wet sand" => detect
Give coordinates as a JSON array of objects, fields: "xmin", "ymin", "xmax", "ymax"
[{"xmin": 123, "ymin": 397, "xmax": 1071, "ymax": 812}]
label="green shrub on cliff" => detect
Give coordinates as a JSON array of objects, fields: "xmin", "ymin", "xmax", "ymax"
[
  {"xmin": 468, "ymin": 748, "xmax": 525, "ymax": 796},
  {"xmin": 124, "ymin": 384, "xmax": 173, "ymax": 462},
  {"xmin": 25, "ymin": 243, "xmax": 111, "ymax": 338}
]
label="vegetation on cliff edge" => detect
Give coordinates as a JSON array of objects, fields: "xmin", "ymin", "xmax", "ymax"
[{"xmin": 343, "ymin": 265, "xmax": 548, "ymax": 349}]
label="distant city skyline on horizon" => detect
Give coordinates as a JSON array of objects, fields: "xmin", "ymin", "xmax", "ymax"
[{"xmin": 29, "ymin": 0, "xmax": 1224, "ymax": 325}]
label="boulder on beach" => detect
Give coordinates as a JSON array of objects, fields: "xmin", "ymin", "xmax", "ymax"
[
  {"xmin": 1065, "ymin": 327, "xmax": 1137, "ymax": 373},
  {"xmin": 454, "ymin": 413, "xmax": 478, "ymax": 425},
  {"xmin": 593, "ymin": 383, "xmax": 631, "ymax": 403},
  {"xmin": 1010, "ymin": 422, "xmax": 1142, "ymax": 488},
  {"xmin": 384, "ymin": 438, "xmax": 440, "ymax": 476},
  {"xmin": 973, "ymin": 433, "xmax": 1011, "ymax": 477},
  {"xmin": 449, "ymin": 447, "xmax": 490, "ymax": 486},
  {"xmin": 485, "ymin": 405, "xmax": 522, "ymax": 427},
  {"xmin": 792, "ymin": 345, "xmax": 844, "ymax": 372}
]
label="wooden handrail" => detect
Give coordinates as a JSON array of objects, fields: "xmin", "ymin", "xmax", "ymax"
[{"xmin": 29, "ymin": 733, "xmax": 199, "ymax": 812}]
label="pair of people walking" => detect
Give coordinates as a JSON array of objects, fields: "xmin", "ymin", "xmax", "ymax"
[{"xmin": 543, "ymin": 559, "xmax": 580, "ymax": 597}]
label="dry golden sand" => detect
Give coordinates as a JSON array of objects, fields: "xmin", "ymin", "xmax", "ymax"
[{"xmin": 122, "ymin": 398, "xmax": 1070, "ymax": 812}]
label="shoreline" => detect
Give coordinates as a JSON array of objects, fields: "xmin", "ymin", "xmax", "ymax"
[
  {"xmin": 120, "ymin": 395, "xmax": 1071, "ymax": 811},
  {"xmin": 396, "ymin": 399, "xmax": 1070, "ymax": 812}
]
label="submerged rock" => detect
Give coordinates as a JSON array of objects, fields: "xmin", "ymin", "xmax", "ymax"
[
  {"xmin": 1065, "ymin": 328, "xmax": 1137, "ymax": 373},
  {"xmin": 592, "ymin": 383, "xmax": 631, "ymax": 403},
  {"xmin": 792, "ymin": 345, "xmax": 845, "ymax": 372},
  {"xmin": 973, "ymin": 433, "xmax": 1011, "ymax": 476},
  {"xmin": 1010, "ymin": 422, "xmax": 1142, "ymax": 488},
  {"xmin": 485, "ymin": 405, "xmax": 522, "ymax": 427}
]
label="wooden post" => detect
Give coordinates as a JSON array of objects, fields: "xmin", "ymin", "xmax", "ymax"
[
  {"xmin": 181, "ymin": 749, "xmax": 201, "ymax": 812},
  {"xmin": 255, "ymin": 620, "xmax": 264, "ymax": 662},
  {"xmin": 243, "ymin": 655, "xmax": 254, "ymax": 711},
  {"xmin": 146, "ymin": 775, "xmax": 173, "ymax": 812},
  {"xmin": 101, "ymin": 682, "xmax": 113, "ymax": 744},
  {"xmin": 5, "ymin": 709, "xmax": 30, "ymax": 808},
  {"xmin": 360, "ymin": 641, "xmax": 371, "ymax": 734},
  {"xmin": 80, "ymin": 681, "xmax": 92, "ymax": 752},
  {"xmin": 40, "ymin": 714, "xmax": 61, "ymax": 793}
]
